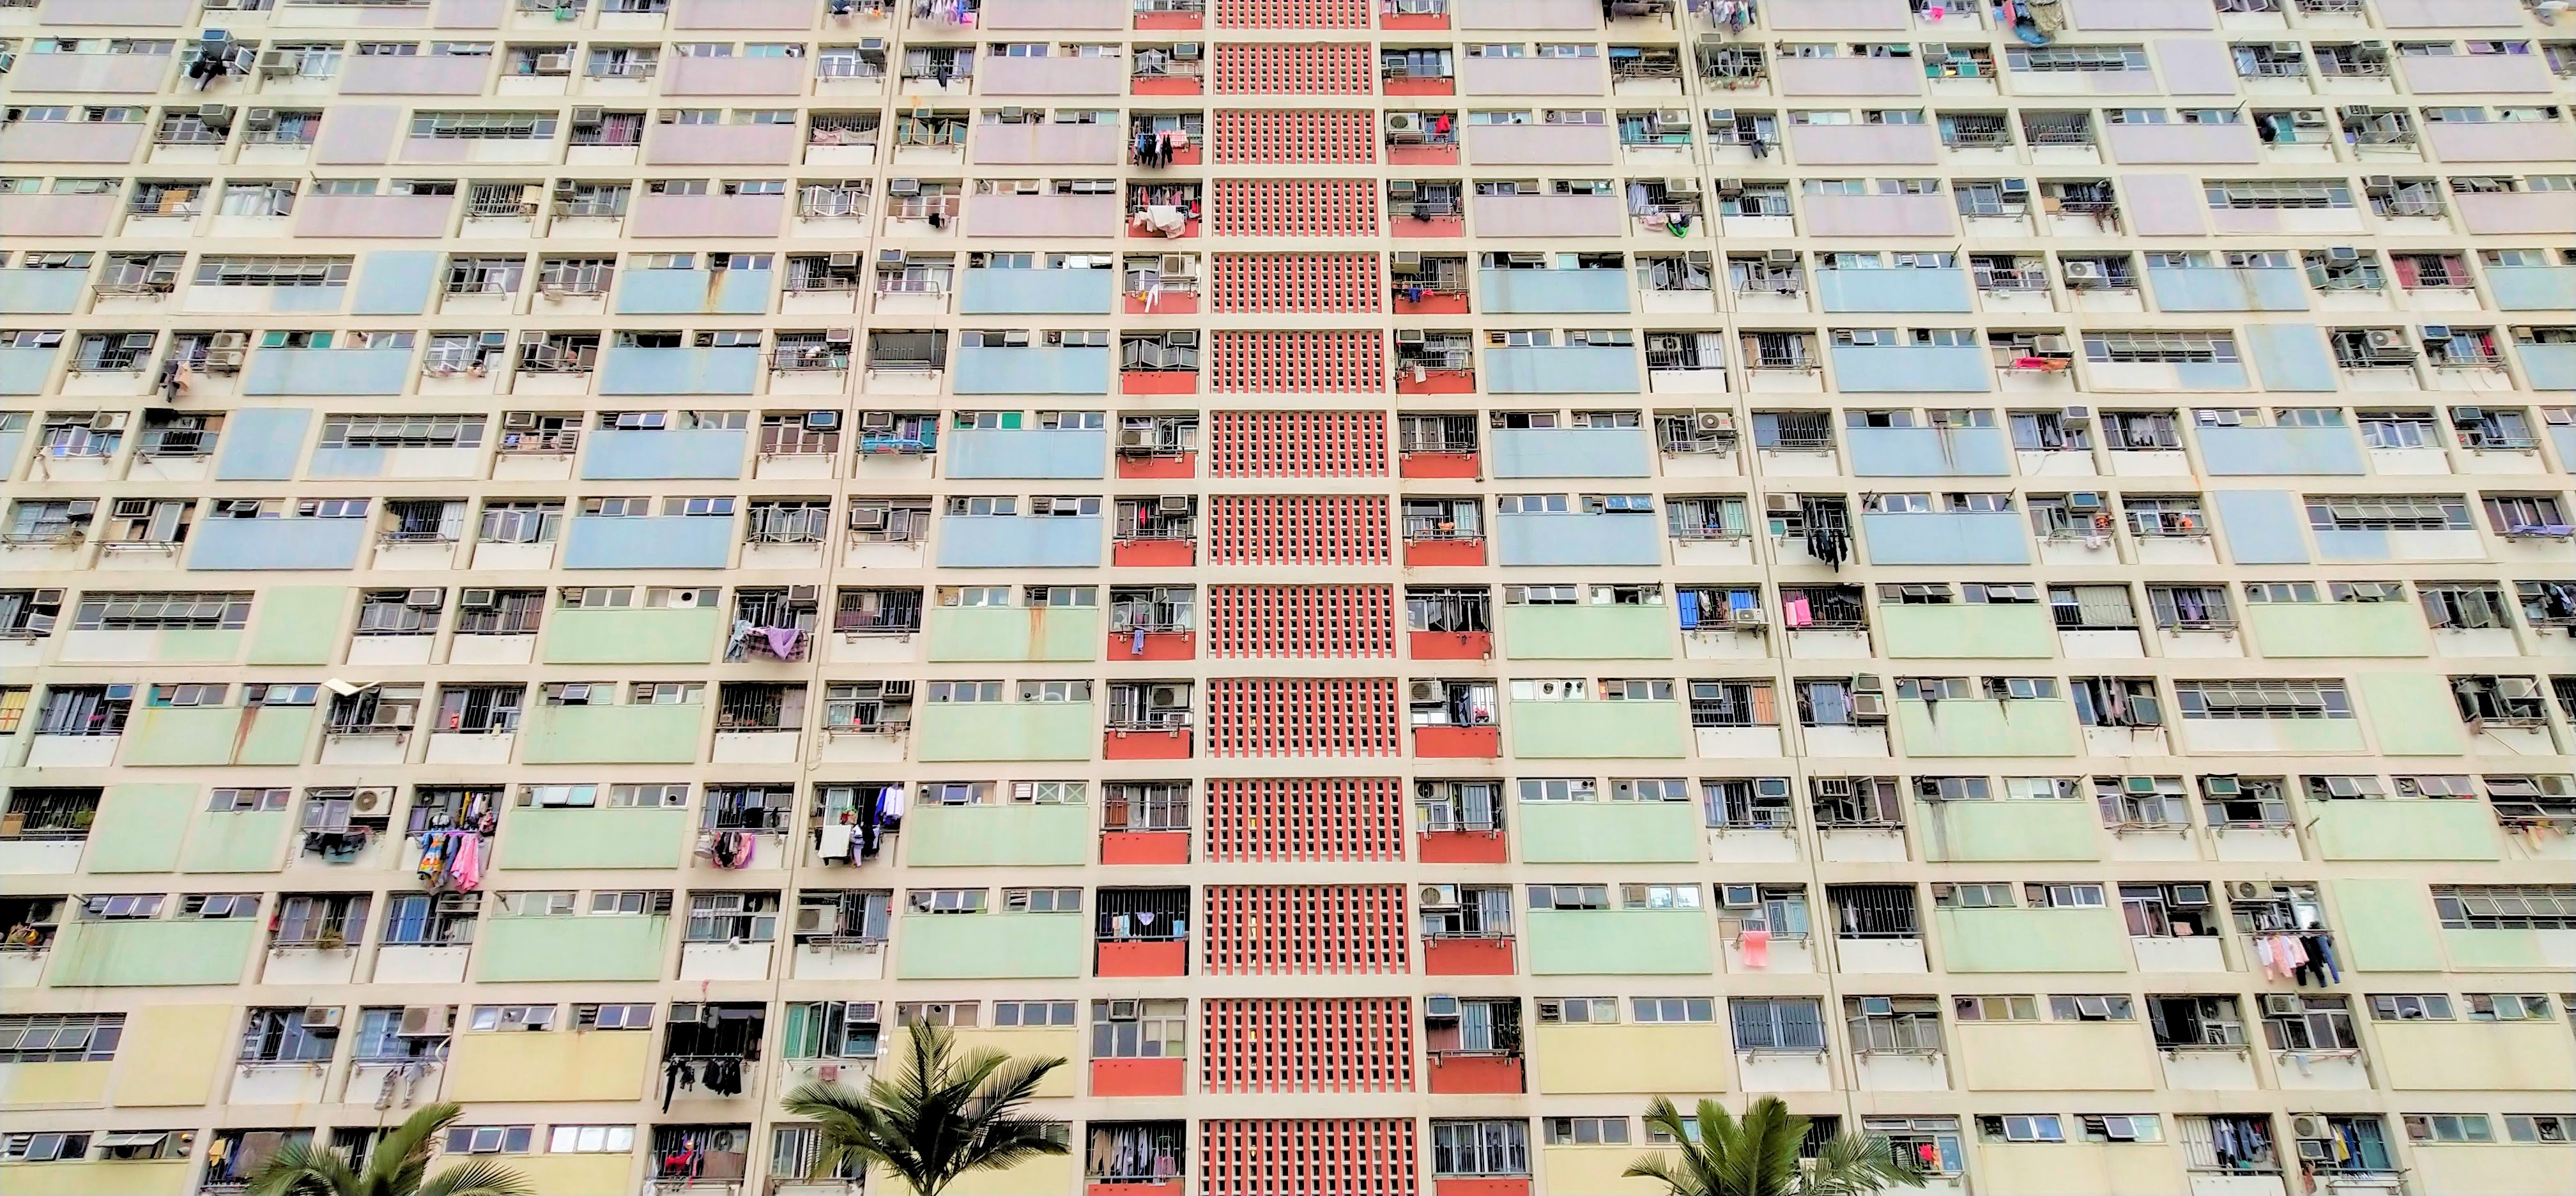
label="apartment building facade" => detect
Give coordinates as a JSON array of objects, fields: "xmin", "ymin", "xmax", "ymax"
[{"xmin": 1, "ymin": 0, "xmax": 2573, "ymax": 1192}]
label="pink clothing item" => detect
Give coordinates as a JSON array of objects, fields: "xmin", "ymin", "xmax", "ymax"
[
  {"xmin": 447, "ymin": 834, "xmax": 482, "ymax": 891},
  {"xmin": 1738, "ymin": 928, "xmax": 1771, "ymax": 968}
]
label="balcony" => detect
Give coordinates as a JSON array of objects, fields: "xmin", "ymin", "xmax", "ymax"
[
  {"xmin": 928, "ymin": 604, "xmax": 1101, "ymax": 661},
  {"xmin": 1470, "ymin": 192, "xmax": 1627, "ymax": 238},
  {"xmin": 475, "ymin": 913, "xmax": 670, "ymax": 982},
  {"xmin": 563, "ymin": 515, "xmax": 734, "ymax": 569},
  {"xmin": 1525, "ymin": 908, "xmax": 1710, "ymax": 974},
  {"xmin": 914, "ymin": 702, "xmax": 1094, "ymax": 762},
  {"xmin": 580, "ymin": 428, "xmax": 749, "ymax": 479},
  {"xmin": 496, "ymin": 806, "xmax": 689, "ymax": 870},
  {"xmin": 1478, "ymin": 268, "xmax": 1629, "ymax": 314},
  {"xmin": 1518, "ymin": 802, "xmax": 1697, "ymax": 863},
  {"xmin": 2145, "ymin": 266, "xmax": 2309, "ymax": 312},
  {"xmin": 631, "ymin": 190, "xmax": 786, "ymax": 236},
  {"xmin": 1936, "ymin": 905, "xmax": 2129, "ymax": 972},
  {"xmin": 1896, "ymin": 697, "xmax": 2080, "ymax": 758},
  {"xmin": 965, "ymin": 192, "xmax": 1124, "ymax": 238},
  {"xmin": 1486, "ymin": 346, "xmax": 1640, "ymax": 394},
  {"xmin": 895, "ymin": 912, "xmax": 1087, "ymax": 979},
  {"xmin": 1464, "ymin": 123, "xmax": 1614, "ymax": 166},
  {"xmin": 906, "ymin": 803, "xmax": 1091, "ymax": 866},
  {"xmin": 1858, "ymin": 510, "xmax": 2030, "ymax": 565},
  {"xmin": 1828, "ymin": 342, "xmax": 1989, "ymax": 391},
  {"xmin": 598, "ymin": 346, "xmax": 761, "ymax": 394},
  {"xmin": 1495, "ymin": 511, "xmax": 1661, "ymax": 565},
  {"xmin": 187, "ymin": 519, "xmax": 370, "ymax": 571},
  {"xmin": 1506, "ymin": 697, "xmax": 1689, "ymax": 758},
  {"xmin": 935, "ymin": 514, "xmax": 1104, "ymax": 568},
  {"xmin": 1880, "ymin": 602, "xmax": 2056, "ymax": 658},
  {"xmin": 47, "ymin": 918, "xmax": 257, "ymax": 987},
  {"xmin": 519, "ymin": 701, "xmax": 705, "ymax": 765},
  {"xmin": 960, "ymin": 268, "xmax": 1117, "ymax": 314},
  {"xmin": 243, "ymin": 346, "xmax": 415, "ymax": 395},
  {"xmin": 1844, "ymin": 425, "xmax": 2009, "ymax": 475}
]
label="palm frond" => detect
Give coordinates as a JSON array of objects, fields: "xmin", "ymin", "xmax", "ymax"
[
  {"xmin": 413, "ymin": 1160, "xmax": 537, "ymax": 1196},
  {"xmin": 1794, "ymin": 1131, "xmax": 1927, "ymax": 1196},
  {"xmin": 244, "ymin": 1142, "xmax": 363, "ymax": 1196}
]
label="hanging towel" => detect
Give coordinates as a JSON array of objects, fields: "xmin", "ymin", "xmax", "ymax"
[
  {"xmin": 447, "ymin": 833, "xmax": 482, "ymax": 891},
  {"xmin": 1737, "ymin": 927, "xmax": 1770, "ymax": 967},
  {"xmin": 762, "ymin": 627, "xmax": 802, "ymax": 659},
  {"xmin": 1131, "ymin": 627, "xmax": 1147, "ymax": 655},
  {"xmin": 817, "ymin": 824, "xmax": 854, "ymax": 863}
]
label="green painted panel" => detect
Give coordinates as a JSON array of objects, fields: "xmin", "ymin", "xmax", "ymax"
[
  {"xmin": 155, "ymin": 629, "xmax": 243, "ymax": 664},
  {"xmin": 1919, "ymin": 799, "xmax": 2101, "ymax": 862},
  {"xmin": 180, "ymin": 809, "xmax": 290, "ymax": 873},
  {"xmin": 2277, "ymin": 717, "xmax": 2371, "ymax": 753},
  {"xmin": 1880, "ymin": 605, "xmax": 2056, "ymax": 659},
  {"xmin": 926, "ymin": 606, "xmax": 1102, "ymax": 663},
  {"xmin": 2354, "ymin": 673, "xmax": 2468, "ymax": 756},
  {"xmin": 915, "ymin": 703, "xmax": 1094, "ymax": 762},
  {"xmin": 1524, "ymin": 909, "xmax": 1712, "ymax": 975},
  {"xmin": 905, "ymin": 804, "xmax": 1092, "ymax": 866},
  {"xmin": 47, "ymin": 919, "xmax": 257, "ymax": 987},
  {"xmin": 119, "ymin": 708, "xmax": 247, "ymax": 767},
  {"xmin": 1894, "ymin": 698, "xmax": 2079, "ymax": 757},
  {"xmin": 519, "ymin": 703, "xmax": 705, "ymax": 765},
  {"xmin": 1517, "ymin": 802, "xmax": 1699, "ymax": 863},
  {"xmin": 475, "ymin": 916, "xmax": 670, "ymax": 982},
  {"xmin": 2330, "ymin": 879, "xmax": 2446, "ymax": 972},
  {"xmin": 496, "ymin": 808, "xmax": 689, "ymax": 870},
  {"xmin": 1935, "ymin": 908, "xmax": 2128, "ymax": 972},
  {"xmin": 2441, "ymin": 928, "xmax": 2547, "ymax": 970},
  {"xmin": 2308, "ymin": 801, "xmax": 2499, "ymax": 861},
  {"xmin": 82, "ymin": 784, "xmax": 194, "ymax": 873},
  {"xmin": 236, "ymin": 707, "xmax": 315, "ymax": 765},
  {"xmin": 894, "ymin": 913, "xmax": 1086, "ymax": 979},
  {"xmin": 1506, "ymin": 701, "xmax": 1690, "ymax": 759},
  {"xmin": 542, "ymin": 607, "xmax": 724, "ymax": 665},
  {"xmin": 2247, "ymin": 603, "xmax": 2428, "ymax": 658},
  {"xmin": 245, "ymin": 586, "xmax": 347, "ymax": 665},
  {"xmin": 1499, "ymin": 606, "xmax": 1674, "ymax": 660}
]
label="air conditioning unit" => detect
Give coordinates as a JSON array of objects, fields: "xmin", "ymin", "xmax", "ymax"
[
  {"xmin": 460, "ymin": 588, "xmax": 496, "ymax": 608},
  {"xmin": 502, "ymin": 411, "xmax": 539, "ymax": 430},
  {"xmin": 2366, "ymin": 329, "xmax": 2405, "ymax": 350},
  {"xmin": 257, "ymin": 49, "xmax": 298, "ymax": 74},
  {"xmin": 1849, "ymin": 693, "xmax": 1888, "ymax": 719},
  {"xmin": 302, "ymin": 1006, "xmax": 343, "ymax": 1028},
  {"xmin": 1385, "ymin": 112, "xmax": 1423, "ymax": 134},
  {"xmin": 806, "ymin": 410, "xmax": 841, "ymax": 431},
  {"xmin": 404, "ymin": 588, "xmax": 443, "ymax": 608},
  {"xmin": 1695, "ymin": 411, "xmax": 1733, "ymax": 433},
  {"xmin": 198, "ymin": 104, "xmax": 233, "ymax": 126},
  {"xmin": 572, "ymin": 106, "xmax": 606, "ymax": 124},
  {"xmin": 888, "ymin": 178, "xmax": 921, "ymax": 195},
  {"xmin": 1408, "ymin": 680, "xmax": 1445, "ymax": 705},
  {"xmin": 1662, "ymin": 176, "xmax": 1700, "ymax": 195},
  {"xmin": 1146, "ymin": 685, "xmax": 1186, "ymax": 708},
  {"xmin": 112, "ymin": 498, "xmax": 153, "ymax": 519},
  {"xmin": 1388, "ymin": 180, "xmax": 1418, "ymax": 197},
  {"xmin": 1107, "ymin": 999, "xmax": 1142, "ymax": 1020},
  {"xmin": 2227, "ymin": 881, "xmax": 2266, "ymax": 902},
  {"xmin": 1395, "ymin": 328, "xmax": 1426, "ymax": 345},
  {"xmin": 2067, "ymin": 492, "xmax": 2103, "ymax": 511},
  {"xmin": 2421, "ymin": 325, "xmax": 2453, "ymax": 342},
  {"xmin": 2363, "ymin": 175, "xmax": 2396, "ymax": 190},
  {"xmin": 1766, "ymin": 249, "xmax": 1797, "ymax": 264},
  {"xmin": 824, "ymin": 328, "xmax": 854, "ymax": 344},
  {"xmin": 2033, "ymin": 334, "xmax": 2071, "ymax": 355},
  {"xmin": 793, "ymin": 906, "xmax": 832, "ymax": 936},
  {"xmin": 349, "ymin": 788, "xmax": 387, "ymax": 813},
  {"xmin": 1719, "ymin": 884, "xmax": 1758, "ymax": 908},
  {"xmin": 1172, "ymin": 43, "xmax": 1202, "ymax": 59},
  {"xmin": 860, "ymin": 410, "xmax": 895, "ymax": 431},
  {"xmin": 2065, "ymin": 261, "xmax": 2104, "ymax": 280},
  {"xmin": 1419, "ymin": 884, "xmax": 1460, "ymax": 909},
  {"xmin": 535, "ymin": 53, "xmax": 571, "ymax": 74},
  {"xmin": 395, "ymin": 1007, "xmax": 446, "ymax": 1037},
  {"xmin": 2290, "ymin": 1115, "xmax": 2326, "ymax": 1140},
  {"xmin": 90, "ymin": 413, "xmax": 130, "ymax": 432},
  {"xmin": 1156, "ymin": 494, "xmax": 1190, "ymax": 514}
]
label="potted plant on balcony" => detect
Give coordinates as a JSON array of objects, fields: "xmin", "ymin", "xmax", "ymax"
[
  {"xmin": 1627, "ymin": 1095, "xmax": 1924, "ymax": 1196},
  {"xmin": 245, "ymin": 1101, "xmax": 530, "ymax": 1196},
  {"xmin": 785, "ymin": 1020, "xmax": 1068, "ymax": 1195}
]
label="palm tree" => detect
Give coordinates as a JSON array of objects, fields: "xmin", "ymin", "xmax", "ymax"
[
  {"xmin": 246, "ymin": 1101, "xmax": 531, "ymax": 1196},
  {"xmin": 783, "ymin": 1020, "xmax": 1070, "ymax": 1196},
  {"xmin": 1625, "ymin": 1095, "xmax": 1926, "ymax": 1196}
]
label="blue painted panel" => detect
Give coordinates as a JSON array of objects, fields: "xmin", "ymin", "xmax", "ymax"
[
  {"xmin": 1816, "ymin": 268, "xmax": 1974, "ymax": 314},
  {"xmin": 598, "ymin": 347, "xmax": 760, "ymax": 395},
  {"xmin": 2241, "ymin": 323, "xmax": 2337, "ymax": 392},
  {"xmin": 562, "ymin": 516, "xmax": 734, "ymax": 569},
  {"xmin": 0, "ymin": 270, "xmax": 88, "ymax": 314},
  {"xmin": 1845, "ymin": 427, "xmax": 2011, "ymax": 477},
  {"xmin": 0, "ymin": 348, "xmax": 61, "ymax": 395},
  {"xmin": 305, "ymin": 447, "xmax": 388, "ymax": 478},
  {"xmin": 2313, "ymin": 529, "xmax": 2395, "ymax": 562},
  {"xmin": 953, "ymin": 346, "xmax": 1112, "ymax": 395},
  {"xmin": 2550, "ymin": 425, "xmax": 2576, "ymax": 470},
  {"xmin": 579, "ymin": 429, "xmax": 749, "ymax": 480},
  {"xmin": 2196, "ymin": 425, "xmax": 2365, "ymax": 476},
  {"xmin": 944, "ymin": 429, "xmax": 1108, "ymax": 479},
  {"xmin": 2145, "ymin": 266, "xmax": 2310, "ymax": 312},
  {"xmin": 351, "ymin": 251, "xmax": 442, "ymax": 316},
  {"xmin": 1478, "ymin": 270, "xmax": 1633, "ymax": 314},
  {"xmin": 0, "ymin": 432, "xmax": 22, "ymax": 476},
  {"xmin": 1859, "ymin": 512, "xmax": 2030, "ymax": 565},
  {"xmin": 241, "ymin": 348, "xmax": 413, "ymax": 396},
  {"xmin": 187, "ymin": 519, "xmax": 368, "ymax": 571},
  {"xmin": 213, "ymin": 409, "xmax": 314, "ymax": 480},
  {"xmin": 1829, "ymin": 344, "xmax": 1991, "ymax": 392},
  {"xmin": 1485, "ymin": 346, "xmax": 1641, "ymax": 394},
  {"xmin": 271, "ymin": 286, "xmax": 349, "ymax": 314},
  {"xmin": 2519, "ymin": 343, "xmax": 2576, "ymax": 392},
  {"xmin": 1496, "ymin": 513, "xmax": 1663, "ymax": 566},
  {"xmin": 958, "ymin": 268, "xmax": 1116, "ymax": 315},
  {"xmin": 2487, "ymin": 266, "xmax": 2576, "ymax": 311},
  {"xmin": 2212, "ymin": 490, "xmax": 2311, "ymax": 564},
  {"xmin": 615, "ymin": 268, "xmax": 773, "ymax": 316},
  {"xmin": 1489, "ymin": 428, "xmax": 1652, "ymax": 478},
  {"xmin": 935, "ymin": 515, "xmax": 1104, "ymax": 568}
]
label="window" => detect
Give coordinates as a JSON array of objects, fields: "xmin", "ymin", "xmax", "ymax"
[
  {"xmin": 1730, "ymin": 997, "xmax": 1825, "ymax": 1050},
  {"xmin": 2050, "ymin": 995, "xmax": 2135, "ymax": 1022},
  {"xmin": 1952, "ymin": 995, "xmax": 2039, "ymax": 1022},
  {"xmin": 1630, "ymin": 998, "xmax": 1715, "ymax": 1024},
  {"xmin": 549, "ymin": 1126, "xmax": 637, "ymax": 1154},
  {"xmin": 2368, "ymin": 994, "xmax": 2453, "ymax": 1022},
  {"xmin": 2175, "ymin": 679, "xmax": 2352, "ymax": 720},
  {"xmin": 907, "ymin": 889, "xmax": 986, "ymax": 914},
  {"xmin": 2465, "ymin": 993, "xmax": 2552, "ymax": 1021},
  {"xmin": 2260, "ymin": 994, "xmax": 2356, "ymax": 1050},
  {"xmin": 442, "ymin": 1126, "xmax": 535, "ymax": 1155},
  {"xmin": 1003, "ymin": 887, "xmax": 1079, "ymax": 913},
  {"xmin": 1979, "ymin": 1116, "xmax": 2065, "ymax": 1144},
  {"xmin": 1432, "ymin": 1121, "xmax": 1528, "ymax": 1179},
  {"xmin": 2403, "ymin": 1114, "xmax": 2493, "ymax": 1144},
  {"xmin": 1544, "ymin": 1117, "xmax": 1630, "ymax": 1146},
  {"xmin": 0, "ymin": 1014, "xmax": 123, "ymax": 1063}
]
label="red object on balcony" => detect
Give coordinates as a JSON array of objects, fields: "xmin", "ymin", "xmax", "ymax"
[
  {"xmin": 1124, "ymin": 290, "xmax": 1200, "ymax": 314},
  {"xmin": 1383, "ymin": 76, "xmax": 1455, "ymax": 96},
  {"xmin": 1114, "ymin": 539, "xmax": 1195, "ymax": 567},
  {"xmin": 1397, "ymin": 368, "xmax": 1475, "ymax": 395},
  {"xmin": 1418, "ymin": 829, "xmax": 1506, "ymax": 865},
  {"xmin": 1404, "ymin": 537, "xmax": 1485, "ymax": 567},
  {"xmin": 1413, "ymin": 725, "xmax": 1499, "ymax": 758},
  {"xmin": 1092, "ymin": 1183, "xmax": 1186, "ymax": 1196},
  {"xmin": 1428, "ymin": 1053, "xmax": 1523, "ymax": 1094},
  {"xmin": 1118, "ymin": 452, "xmax": 1197, "ymax": 479},
  {"xmin": 1132, "ymin": 73, "xmax": 1204, "ymax": 95},
  {"xmin": 1434, "ymin": 1180, "xmax": 1531, "ymax": 1196},
  {"xmin": 1101, "ymin": 829, "xmax": 1190, "ymax": 865},
  {"xmin": 1381, "ymin": 13, "xmax": 1450, "ymax": 30},
  {"xmin": 1423, "ymin": 934, "xmax": 1515, "ymax": 974},
  {"xmin": 1098, "ymin": 939, "xmax": 1189, "ymax": 977},
  {"xmin": 1105, "ymin": 728, "xmax": 1193, "ymax": 760},
  {"xmin": 1121, "ymin": 369, "xmax": 1200, "ymax": 395},
  {"xmin": 1091, "ymin": 1057, "xmax": 1186, "ymax": 1098},
  {"xmin": 1386, "ymin": 142, "xmax": 1460, "ymax": 167},
  {"xmin": 1135, "ymin": 11, "xmax": 1203, "ymax": 29},
  {"xmin": 1107, "ymin": 629, "xmax": 1195, "ymax": 661},
  {"xmin": 1408, "ymin": 629, "xmax": 1492, "ymax": 660},
  {"xmin": 1391, "ymin": 286, "xmax": 1468, "ymax": 314},
  {"xmin": 1399, "ymin": 450, "xmax": 1478, "ymax": 478},
  {"xmin": 1391, "ymin": 213, "xmax": 1465, "ymax": 239}
]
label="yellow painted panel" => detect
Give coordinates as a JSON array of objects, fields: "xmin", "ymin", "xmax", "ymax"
[
  {"xmin": 1540, "ymin": 1147, "xmax": 1667, "ymax": 1196},
  {"xmin": 1531, "ymin": 1024, "xmax": 1733, "ymax": 1096},
  {"xmin": 2376, "ymin": 1023, "xmax": 2576, "ymax": 1091},
  {"xmin": 1, "ymin": 1160, "xmax": 194, "ymax": 1196},
  {"xmin": 509, "ymin": 1153, "xmax": 638, "ymax": 1194},
  {"xmin": 1977, "ymin": 1144, "xmax": 2182, "ymax": 1196},
  {"xmin": 889, "ymin": 1151, "xmax": 1077, "ymax": 1196},
  {"xmin": 1956, "ymin": 1023, "xmax": 2156, "ymax": 1091},
  {"xmin": 2413, "ymin": 1146, "xmax": 2576, "ymax": 1196},
  {"xmin": 948, "ymin": 1028, "xmax": 1082, "ymax": 1098},
  {"xmin": 111, "ymin": 1006, "xmax": 231, "ymax": 1107},
  {"xmin": 0, "ymin": 1061, "xmax": 111, "ymax": 1107},
  {"xmin": 447, "ymin": 1030, "xmax": 653, "ymax": 1103}
]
